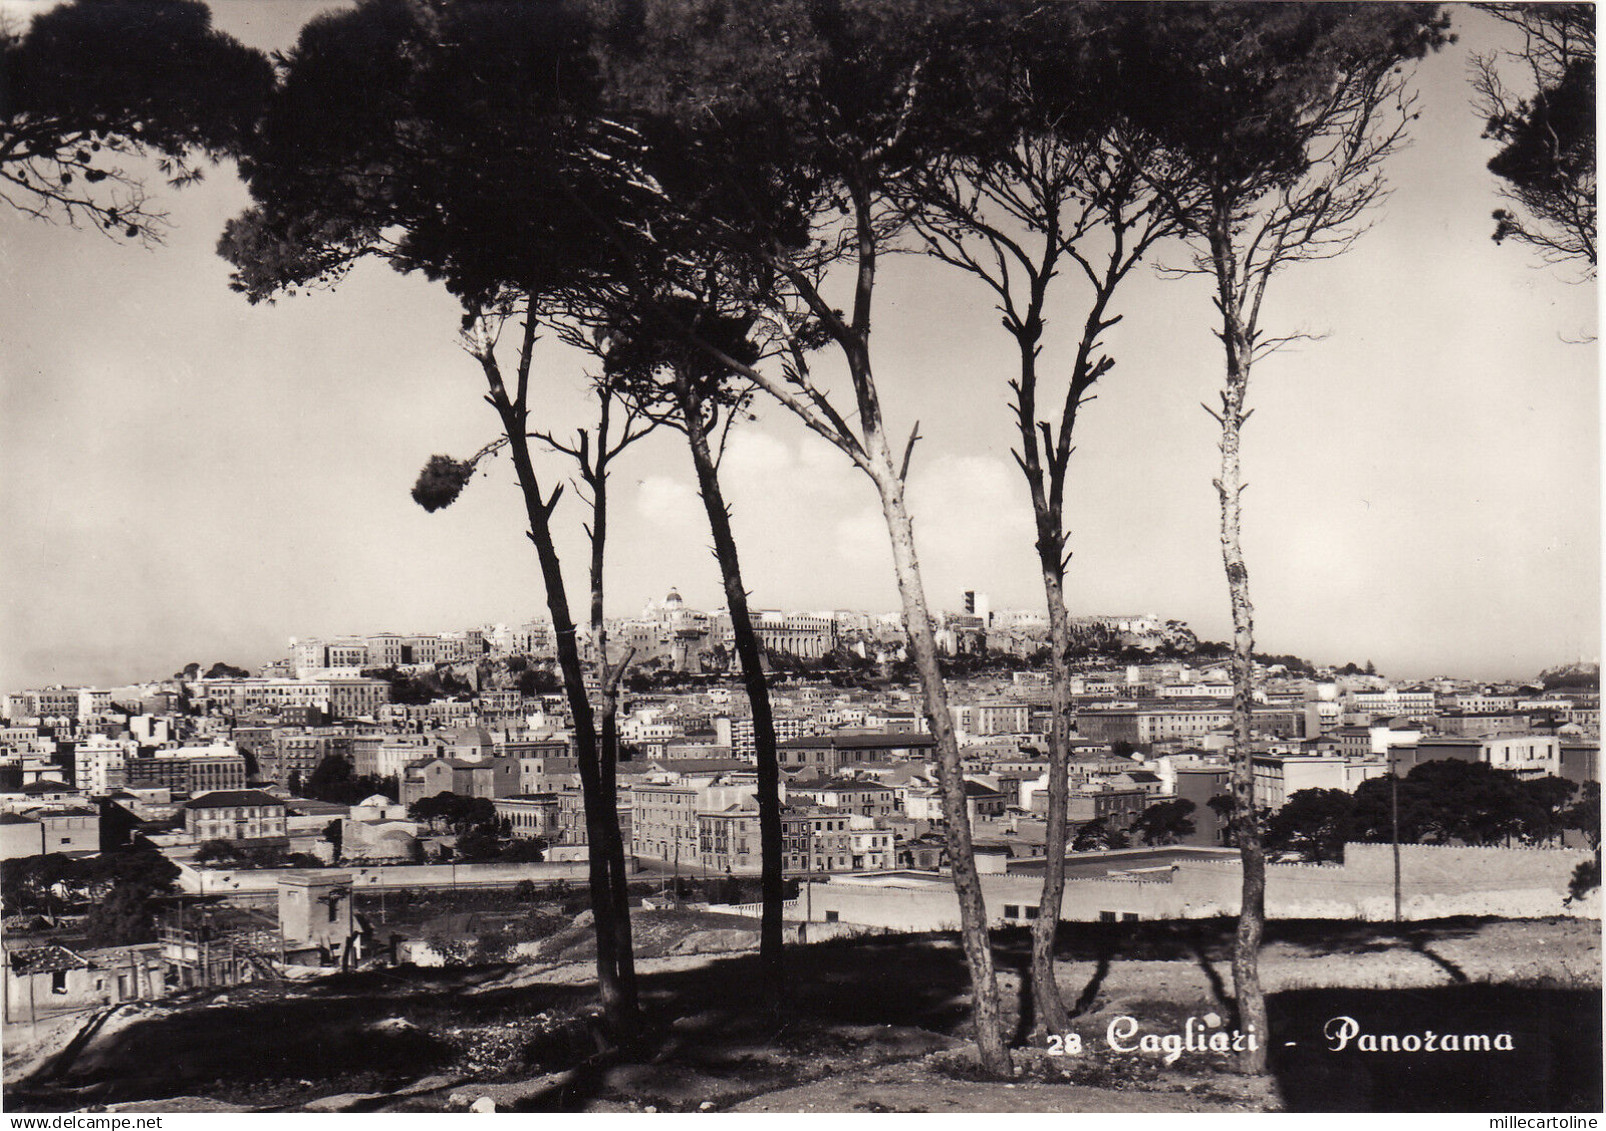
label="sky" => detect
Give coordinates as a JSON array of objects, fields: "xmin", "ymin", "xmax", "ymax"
[{"xmin": 0, "ymin": 1, "xmax": 1598, "ymax": 692}]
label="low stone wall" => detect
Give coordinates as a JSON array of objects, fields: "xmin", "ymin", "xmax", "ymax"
[
  {"xmin": 802, "ymin": 844, "xmax": 1598, "ymax": 930},
  {"xmin": 175, "ymin": 854, "xmax": 616, "ymax": 899},
  {"xmin": 1174, "ymin": 843, "xmax": 1595, "ymax": 921}
]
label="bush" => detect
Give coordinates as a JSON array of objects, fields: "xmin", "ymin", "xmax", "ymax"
[{"xmin": 195, "ymin": 839, "xmax": 240, "ymax": 866}]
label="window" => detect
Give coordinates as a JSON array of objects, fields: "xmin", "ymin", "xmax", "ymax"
[
  {"xmin": 1004, "ymin": 904, "xmax": 1020, "ymax": 919},
  {"xmin": 824, "ymin": 911, "xmax": 839, "ymax": 923},
  {"xmin": 1122, "ymin": 912, "xmax": 1139, "ymax": 922},
  {"xmin": 1098, "ymin": 911, "xmax": 1117, "ymax": 923},
  {"xmin": 51, "ymin": 970, "xmax": 68, "ymax": 994},
  {"xmin": 1024, "ymin": 906, "xmax": 1039, "ymax": 920}
]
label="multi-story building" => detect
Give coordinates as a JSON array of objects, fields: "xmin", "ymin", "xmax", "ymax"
[
  {"xmin": 697, "ymin": 805, "xmax": 764, "ymax": 874},
  {"xmin": 1390, "ymin": 735, "xmax": 1561, "ymax": 780},
  {"xmin": 4, "ymin": 688, "xmax": 83, "ymax": 722},
  {"xmin": 74, "ymin": 736, "xmax": 137, "ymax": 794},
  {"xmin": 1434, "ymin": 712, "xmax": 1532, "ymax": 738},
  {"xmin": 272, "ymin": 729, "xmax": 353, "ymax": 781},
  {"xmin": 952, "ymin": 701, "xmax": 1032, "ymax": 736},
  {"xmin": 1250, "ymin": 754, "xmax": 1388, "ymax": 811},
  {"xmin": 631, "ymin": 783, "xmax": 701, "ymax": 866},
  {"xmin": 776, "ymin": 807, "xmax": 892, "ymax": 873},
  {"xmin": 781, "ymin": 806, "xmax": 855, "ymax": 873},
  {"xmin": 551, "ymin": 784, "xmax": 616, "ymax": 846},
  {"xmin": 1076, "ymin": 704, "xmax": 1233, "ymax": 744},
  {"xmin": 398, "ymin": 756, "xmax": 516, "ymax": 805},
  {"xmin": 778, "ymin": 729, "xmax": 938, "ymax": 773},
  {"xmin": 183, "ymin": 790, "xmax": 287, "ymax": 844},
  {"xmin": 1064, "ymin": 787, "xmax": 1149, "ymax": 836},
  {"xmin": 630, "ymin": 780, "xmax": 756, "ymax": 866},
  {"xmin": 197, "ymin": 677, "xmax": 390, "ymax": 720},
  {"xmin": 477, "ymin": 689, "xmax": 523, "ymax": 717},
  {"xmin": 713, "ymin": 712, "xmax": 823, "ymax": 758},
  {"xmin": 1173, "ymin": 765, "xmax": 1233, "ymax": 846},
  {"xmin": 785, "ymin": 779, "xmax": 897, "ymax": 818},
  {"xmin": 496, "ymin": 738, "xmax": 576, "ymax": 793},
  {"xmin": 76, "ymin": 689, "xmax": 113, "ymax": 718},
  {"xmin": 847, "ymin": 822, "xmax": 896, "ymax": 871},
  {"xmin": 123, "ymin": 747, "xmax": 249, "ymax": 794},
  {"xmin": 1442, "ymin": 693, "xmax": 1520, "ymax": 715},
  {"xmin": 1346, "ymin": 689, "xmax": 1437, "ymax": 715}
]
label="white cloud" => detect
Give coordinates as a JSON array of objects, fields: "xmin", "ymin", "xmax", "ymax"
[
  {"xmin": 720, "ymin": 429, "xmax": 793, "ymax": 480},
  {"xmin": 634, "ymin": 475, "xmax": 703, "ymax": 529}
]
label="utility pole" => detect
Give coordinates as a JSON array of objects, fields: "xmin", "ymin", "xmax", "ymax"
[{"xmin": 1390, "ymin": 749, "xmax": 1402, "ymax": 923}]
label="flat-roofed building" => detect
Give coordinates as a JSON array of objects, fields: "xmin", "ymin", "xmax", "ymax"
[
  {"xmin": 779, "ymin": 729, "xmax": 938, "ymax": 773},
  {"xmin": 1251, "ymin": 754, "xmax": 1387, "ymax": 811},
  {"xmin": 494, "ymin": 793, "xmax": 563, "ymax": 840},
  {"xmin": 1389, "ymin": 735, "xmax": 1560, "ymax": 780}
]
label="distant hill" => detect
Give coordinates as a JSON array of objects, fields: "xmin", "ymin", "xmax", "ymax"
[{"xmin": 1540, "ymin": 661, "xmax": 1600, "ymax": 691}]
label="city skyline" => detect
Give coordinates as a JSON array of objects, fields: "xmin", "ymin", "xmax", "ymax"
[{"xmin": 1, "ymin": 1, "xmax": 1598, "ymax": 693}]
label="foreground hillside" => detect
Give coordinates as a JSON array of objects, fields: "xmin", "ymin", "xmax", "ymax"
[{"xmin": 5, "ymin": 916, "xmax": 1599, "ymax": 1114}]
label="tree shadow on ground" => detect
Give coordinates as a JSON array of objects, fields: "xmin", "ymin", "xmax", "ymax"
[
  {"xmin": 10, "ymin": 937, "xmax": 981, "ymax": 1113},
  {"xmin": 999, "ymin": 916, "xmax": 1499, "ymax": 964},
  {"xmin": 1185, "ymin": 923, "xmax": 1234, "ymax": 1018}
]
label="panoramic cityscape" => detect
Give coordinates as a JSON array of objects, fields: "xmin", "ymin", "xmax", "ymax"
[{"xmin": 0, "ymin": 0, "xmax": 1598, "ymax": 1120}]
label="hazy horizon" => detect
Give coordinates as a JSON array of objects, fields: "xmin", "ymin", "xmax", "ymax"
[{"xmin": 1, "ymin": 1, "xmax": 1598, "ymax": 694}]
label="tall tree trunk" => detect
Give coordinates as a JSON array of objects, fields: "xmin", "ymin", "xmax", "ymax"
[
  {"xmin": 1212, "ymin": 216, "xmax": 1268, "ymax": 1074},
  {"xmin": 1030, "ymin": 563, "xmax": 1074, "ymax": 1035},
  {"xmin": 585, "ymin": 433, "xmax": 639, "ymax": 1014},
  {"xmin": 478, "ymin": 319, "xmax": 638, "ymax": 1036},
  {"xmin": 1012, "ymin": 328, "xmax": 1073, "ymax": 1038},
  {"xmin": 816, "ymin": 181, "xmax": 1011, "ymax": 1077},
  {"xmin": 869, "ymin": 447, "xmax": 1013, "ymax": 1078},
  {"xmin": 596, "ymin": 707, "xmax": 637, "ymax": 1009},
  {"xmin": 674, "ymin": 372, "xmax": 785, "ymax": 1016},
  {"xmin": 1011, "ymin": 264, "xmax": 1119, "ymax": 1040}
]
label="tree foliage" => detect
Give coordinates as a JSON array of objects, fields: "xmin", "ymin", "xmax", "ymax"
[
  {"xmin": 1121, "ymin": 3, "xmax": 1450, "ymax": 1073},
  {"xmin": 1350, "ymin": 760, "xmax": 1577, "ymax": 846},
  {"xmin": 1, "ymin": 0, "xmax": 271, "ymax": 240},
  {"xmin": 364, "ymin": 665, "xmax": 474, "ymax": 705},
  {"xmin": 1564, "ymin": 780, "xmax": 1601, "ymax": 849},
  {"xmin": 303, "ymin": 752, "xmax": 391, "ymax": 805},
  {"xmin": 1471, "ymin": 3, "xmax": 1595, "ymax": 271},
  {"xmin": 1071, "ymin": 817, "xmax": 1128, "ymax": 852},
  {"xmin": 1131, "ymin": 798, "xmax": 1197, "ymax": 846},
  {"xmin": 408, "ymin": 791, "xmax": 496, "ymax": 836},
  {"xmin": 1264, "ymin": 788, "xmax": 1355, "ymax": 862},
  {"xmin": 410, "ymin": 455, "xmax": 477, "ymax": 512}
]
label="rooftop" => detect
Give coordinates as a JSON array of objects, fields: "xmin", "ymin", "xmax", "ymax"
[
  {"xmin": 8, "ymin": 944, "xmax": 91, "ymax": 975},
  {"xmin": 183, "ymin": 789, "xmax": 286, "ymax": 810},
  {"xmin": 780, "ymin": 730, "xmax": 937, "ymax": 750}
]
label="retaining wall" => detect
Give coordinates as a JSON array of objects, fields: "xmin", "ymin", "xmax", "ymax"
[
  {"xmin": 175, "ymin": 855, "xmax": 615, "ymax": 900},
  {"xmin": 803, "ymin": 843, "xmax": 1597, "ymax": 930}
]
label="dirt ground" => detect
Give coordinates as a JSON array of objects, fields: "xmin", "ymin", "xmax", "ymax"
[{"xmin": 5, "ymin": 915, "xmax": 1599, "ymax": 1114}]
